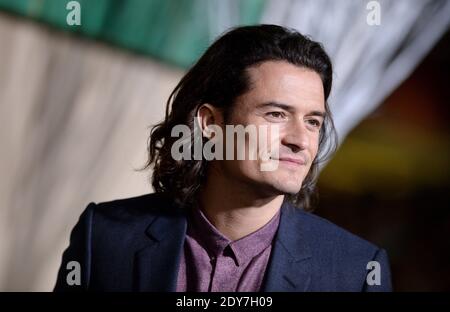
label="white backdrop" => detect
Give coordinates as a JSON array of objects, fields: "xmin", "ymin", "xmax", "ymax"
[{"xmin": 0, "ymin": 13, "xmax": 184, "ymax": 290}]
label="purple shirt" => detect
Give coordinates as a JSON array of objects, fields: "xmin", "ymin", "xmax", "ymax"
[{"xmin": 176, "ymin": 205, "xmax": 281, "ymax": 292}]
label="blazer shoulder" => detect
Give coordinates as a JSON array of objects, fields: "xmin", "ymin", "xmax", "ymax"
[
  {"xmin": 82, "ymin": 192, "xmax": 185, "ymax": 253},
  {"xmin": 283, "ymin": 207, "xmax": 392, "ymax": 291},
  {"xmin": 93, "ymin": 192, "xmax": 178, "ymax": 215},
  {"xmin": 294, "ymin": 208, "xmax": 381, "ymax": 257}
]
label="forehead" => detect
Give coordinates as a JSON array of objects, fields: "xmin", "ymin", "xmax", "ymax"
[{"xmin": 240, "ymin": 60, "xmax": 325, "ymax": 112}]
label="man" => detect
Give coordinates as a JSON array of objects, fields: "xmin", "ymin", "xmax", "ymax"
[{"xmin": 54, "ymin": 25, "xmax": 392, "ymax": 292}]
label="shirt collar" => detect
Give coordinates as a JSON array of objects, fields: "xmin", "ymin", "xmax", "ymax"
[{"xmin": 187, "ymin": 204, "xmax": 281, "ymax": 266}]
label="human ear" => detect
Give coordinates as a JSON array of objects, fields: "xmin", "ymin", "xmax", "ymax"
[{"xmin": 196, "ymin": 104, "xmax": 223, "ymax": 138}]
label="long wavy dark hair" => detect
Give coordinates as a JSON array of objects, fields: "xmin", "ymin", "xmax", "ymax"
[{"xmin": 141, "ymin": 24, "xmax": 338, "ymax": 211}]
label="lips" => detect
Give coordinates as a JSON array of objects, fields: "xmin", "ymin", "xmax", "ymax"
[{"xmin": 273, "ymin": 156, "xmax": 307, "ymax": 166}]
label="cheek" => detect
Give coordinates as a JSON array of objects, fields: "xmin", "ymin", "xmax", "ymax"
[
  {"xmin": 223, "ymin": 159, "xmax": 260, "ymax": 180},
  {"xmin": 310, "ymin": 145, "xmax": 319, "ymax": 161},
  {"xmin": 309, "ymin": 133, "xmax": 321, "ymax": 159},
  {"xmin": 261, "ymin": 128, "xmax": 282, "ymax": 155}
]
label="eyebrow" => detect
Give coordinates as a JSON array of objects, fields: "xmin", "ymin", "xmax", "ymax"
[{"xmin": 256, "ymin": 101, "xmax": 326, "ymax": 118}]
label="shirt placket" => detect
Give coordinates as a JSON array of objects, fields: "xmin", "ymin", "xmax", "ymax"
[{"xmin": 209, "ymin": 247, "xmax": 239, "ymax": 292}]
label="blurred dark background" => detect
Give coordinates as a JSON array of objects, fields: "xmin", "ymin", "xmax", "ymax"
[{"xmin": 317, "ymin": 30, "xmax": 450, "ymax": 291}]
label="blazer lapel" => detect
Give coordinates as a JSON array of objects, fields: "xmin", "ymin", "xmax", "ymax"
[
  {"xmin": 261, "ymin": 201, "xmax": 313, "ymax": 292},
  {"xmin": 133, "ymin": 199, "xmax": 313, "ymax": 292},
  {"xmin": 134, "ymin": 208, "xmax": 187, "ymax": 292}
]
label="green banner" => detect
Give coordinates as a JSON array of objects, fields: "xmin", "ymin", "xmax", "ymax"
[{"xmin": 0, "ymin": 0, "xmax": 266, "ymax": 68}]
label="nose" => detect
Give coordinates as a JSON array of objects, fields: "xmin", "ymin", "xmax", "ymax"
[{"xmin": 281, "ymin": 119, "xmax": 310, "ymax": 153}]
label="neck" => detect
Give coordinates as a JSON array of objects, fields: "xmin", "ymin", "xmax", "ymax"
[{"xmin": 197, "ymin": 164, "xmax": 284, "ymax": 241}]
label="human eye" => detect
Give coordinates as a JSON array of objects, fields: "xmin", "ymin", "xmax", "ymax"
[
  {"xmin": 306, "ymin": 118, "xmax": 322, "ymax": 129},
  {"xmin": 265, "ymin": 111, "xmax": 287, "ymax": 120}
]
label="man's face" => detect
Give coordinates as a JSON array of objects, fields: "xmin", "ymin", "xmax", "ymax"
[{"xmin": 217, "ymin": 60, "xmax": 325, "ymax": 196}]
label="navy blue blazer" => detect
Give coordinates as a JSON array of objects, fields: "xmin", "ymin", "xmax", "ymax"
[{"xmin": 54, "ymin": 193, "xmax": 392, "ymax": 292}]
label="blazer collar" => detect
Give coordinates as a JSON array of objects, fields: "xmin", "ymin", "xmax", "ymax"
[
  {"xmin": 135, "ymin": 203, "xmax": 187, "ymax": 292},
  {"xmin": 134, "ymin": 197, "xmax": 313, "ymax": 292},
  {"xmin": 261, "ymin": 200, "xmax": 313, "ymax": 292}
]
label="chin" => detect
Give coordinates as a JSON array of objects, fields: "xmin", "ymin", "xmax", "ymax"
[
  {"xmin": 265, "ymin": 178, "xmax": 302, "ymax": 195},
  {"xmin": 267, "ymin": 173, "xmax": 303, "ymax": 192},
  {"xmin": 279, "ymin": 185, "xmax": 302, "ymax": 195}
]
